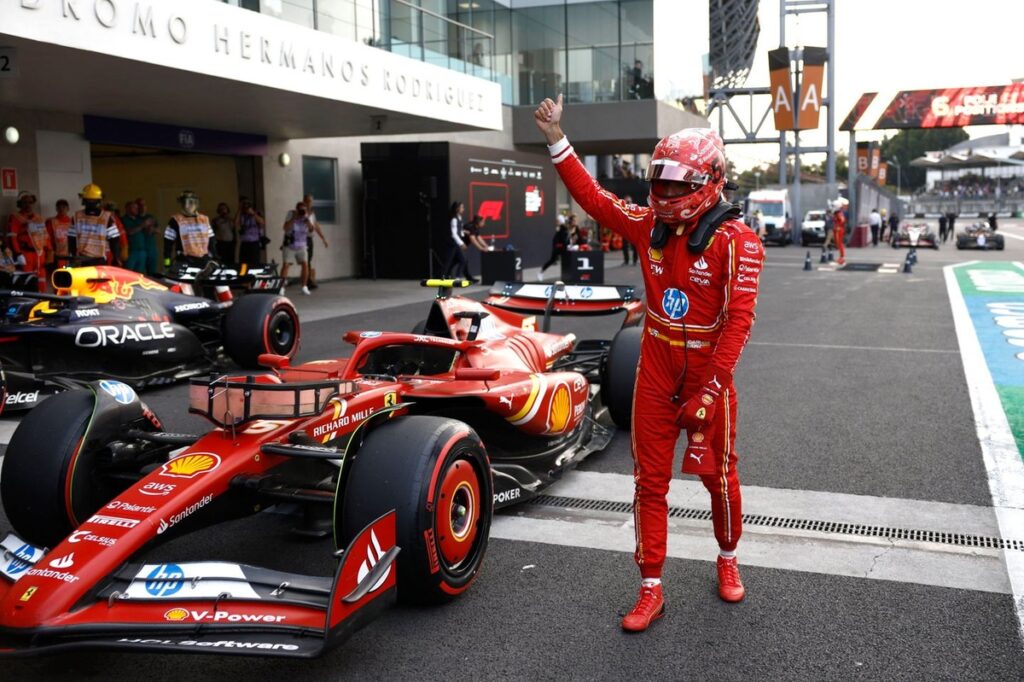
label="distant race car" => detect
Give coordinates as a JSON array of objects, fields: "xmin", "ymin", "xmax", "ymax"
[
  {"xmin": 891, "ymin": 222, "xmax": 939, "ymax": 249},
  {"xmin": 0, "ymin": 279, "xmax": 642, "ymax": 657},
  {"xmin": 955, "ymin": 222, "xmax": 1005, "ymax": 250},
  {"xmin": 0, "ymin": 262, "xmax": 299, "ymax": 412}
]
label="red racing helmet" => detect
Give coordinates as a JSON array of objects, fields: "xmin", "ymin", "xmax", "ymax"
[{"xmin": 646, "ymin": 128, "xmax": 728, "ymax": 223}]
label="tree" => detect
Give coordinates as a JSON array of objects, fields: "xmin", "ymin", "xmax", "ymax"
[{"xmin": 879, "ymin": 128, "xmax": 968, "ymax": 190}]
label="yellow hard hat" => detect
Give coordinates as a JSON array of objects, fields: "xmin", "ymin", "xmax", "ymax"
[{"xmin": 79, "ymin": 183, "xmax": 103, "ymax": 201}]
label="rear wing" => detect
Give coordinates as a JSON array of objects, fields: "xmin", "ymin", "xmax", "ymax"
[{"xmin": 485, "ymin": 281, "xmax": 644, "ymax": 328}]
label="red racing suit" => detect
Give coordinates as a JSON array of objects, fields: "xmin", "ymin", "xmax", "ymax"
[{"xmin": 550, "ymin": 138, "xmax": 764, "ymax": 578}]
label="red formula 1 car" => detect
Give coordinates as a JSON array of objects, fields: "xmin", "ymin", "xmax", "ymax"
[{"xmin": 0, "ymin": 279, "xmax": 642, "ymax": 657}]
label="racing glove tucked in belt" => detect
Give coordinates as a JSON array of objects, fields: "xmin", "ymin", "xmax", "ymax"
[{"xmin": 675, "ymin": 370, "xmax": 732, "ymax": 431}]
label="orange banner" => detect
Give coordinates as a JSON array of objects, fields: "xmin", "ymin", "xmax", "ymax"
[
  {"xmin": 856, "ymin": 142, "xmax": 870, "ymax": 175},
  {"xmin": 869, "ymin": 145, "xmax": 881, "ymax": 179},
  {"xmin": 796, "ymin": 47, "xmax": 827, "ymax": 130},
  {"xmin": 768, "ymin": 48, "xmax": 794, "ymax": 131}
]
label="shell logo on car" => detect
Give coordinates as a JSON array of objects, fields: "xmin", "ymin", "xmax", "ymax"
[
  {"xmin": 160, "ymin": 453, "xmax": 221, "ymax": 478},
  {"xmin": 164, "ymin": 608, "xmax": 189, "ymax": 622},
  {"xmin": 547, "ymin": 384, "xmax": 571, "ymax": 433}
]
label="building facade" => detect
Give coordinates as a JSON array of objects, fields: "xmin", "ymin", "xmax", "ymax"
[{"xmin": 1, "ymin": 0, "xmax": 705, "ymax": 279}]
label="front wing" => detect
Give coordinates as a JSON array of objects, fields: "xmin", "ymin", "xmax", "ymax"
[{"xmin": 0, "ymin": 512, "xmax": 398, "ymax": 658}]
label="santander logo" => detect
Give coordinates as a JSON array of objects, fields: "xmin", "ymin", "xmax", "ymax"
[{"xmin": 357, "ymin": 530, "xmax": 392, "ymax": 593}]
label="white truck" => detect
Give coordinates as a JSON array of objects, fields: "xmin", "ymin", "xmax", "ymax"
[{"xmin": 747, "ymin": 189, "xmax": 792, "ymax": 246}]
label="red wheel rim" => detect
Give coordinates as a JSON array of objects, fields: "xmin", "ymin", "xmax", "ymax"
[{"xmin": 435, "ymin": 457, "xmax": 481, "ymax": 569}]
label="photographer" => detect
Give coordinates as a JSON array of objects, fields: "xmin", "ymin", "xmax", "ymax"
[
  {"xmin": 280, "ymin": 201, "xmax": 313, "ymax": 295},
  {"xmin": 236, "ymin": 197, "xmax": 267, "ymax": 268}
]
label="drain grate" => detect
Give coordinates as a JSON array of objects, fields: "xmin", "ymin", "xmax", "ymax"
[{"xmin": 528, "ymin": 495, "xmax": 1024, "ymax": 552}]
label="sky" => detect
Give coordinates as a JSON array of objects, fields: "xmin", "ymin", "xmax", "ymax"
[{"xmin": 656, "ymin": 0, "xmax": 1024, "ymax": 172}]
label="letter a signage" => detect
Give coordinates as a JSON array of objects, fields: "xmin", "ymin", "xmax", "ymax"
[
  {"xmin": 798, "ymin": 47, "xmax": 827, "ymax": 130},
  {"xmin": 768, "ymin": 48, "xmax": 794, "ymax": 131}
]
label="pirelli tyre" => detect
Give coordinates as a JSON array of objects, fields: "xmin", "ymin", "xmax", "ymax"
[
  {"xmin": 222, "ymin": 294, "xmax": 300, "ymax": 368},
  {"xmin": 602, "ymin": 325, "xmax": 642, "ymax": 429},
  {"xmin": 956, "ymin": 236, "xmax": 967, "ymax": 250},
  {"xmin": 996, "ymin": 235, "xmax": 1005, "ymax": 250},
  {"xmin": 0, "ymin": 389, "xmax": 149, "ymax": 547},
  {"xmin": 339, "ymin": 416, "xmax": 492, "ymax": 604}
]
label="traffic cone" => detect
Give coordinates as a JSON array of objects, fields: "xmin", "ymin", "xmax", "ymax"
[
  {"xmin": 902, "ymin": 252, "xmax": 913, "ymax": 274},
  {"xmin": 819, "ymin": 249, "xmax": 828, "ymax": 264},
  {"xmin": 910, "ymin": 250, "xmax": 919, "ymax": 266},
  {"xmin": 804, "ymin": 251, "xmax": 812, "ymax": 271},
  {"xmin": 827, "ymin": 249, "xmax": 835, "ymax": 262}
]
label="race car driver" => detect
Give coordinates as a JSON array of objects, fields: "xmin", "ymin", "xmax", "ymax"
[
  {"xmin": 69, "ymin": 183, "xmax": 121, "ymax": 267},
  {"xmin": 827, "ymin": 198, "xmax": 848, "ymax": 265},
  {"xmin": 535, "ymin": 94, "xmax": 764, "ymax": 632},
  {"xmin": 164, "ymin": 189, "xmax": 214, "ymax": 267},
  {"xmin": 6, "ymin": 191, "xmax": 50, "ymax": 292}
]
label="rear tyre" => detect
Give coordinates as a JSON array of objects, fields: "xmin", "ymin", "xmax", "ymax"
[
  {"xmin": 223, "ymin": 294, "xmax": 300, "ymax": 368},
  {"xmin": 1, "ymin": 390, "xmax": 114, "ymax": 547},
  {"xmin": 339, "ymin": 416, "xmax": 492, "ymax": 604},
  {"xmin": 996, "ymin": 236, "xmax": 1005, "ymax": 251},
  {"xmin": 602, "ymin": 326, "xmax": 642, "ymax": 429}
]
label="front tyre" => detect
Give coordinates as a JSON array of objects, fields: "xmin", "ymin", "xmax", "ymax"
[
  {"xmin": 222, "ymin": 295, "xmax": 300, "ymax": 368},
  {"xmin": 339, "ymin": 416, "xmax": 492, "ymax": 604},
  {"xmin": 1, "ymin": 391, "xmax": 105, "ymax": 546},
  {"xmin": 602, "ymin": 326, "xmax": 642, "ymax": 429}
]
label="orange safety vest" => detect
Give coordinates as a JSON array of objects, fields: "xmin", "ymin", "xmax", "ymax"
[
  {"xmin": 171, "ymin": 213, "xmax": 212, "ymax": 258},
  {"xmin": 73, "ymin": 210, "xmax": 113, "ymax": 259},
  {"xmin": 47, "ymin": 215, "xmax": 72, "ymax": 257}
]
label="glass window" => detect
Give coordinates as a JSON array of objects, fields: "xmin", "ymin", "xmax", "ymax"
[
  {"xmin": 512, "ymin": 5, "xmax": 566, "ymax": 104},
  {"xmin": 318, "ymin": 0, "xmax": 358, "ymax": 41},
  {"xmin": 565, "ymin": 2, "xmax": 618, "ymax": 103},
  {"xmin": 302, "ymin": 156, "xmax": 338, "ymax": 224},
  {"xmin": 259, "ymin": 0, "xmax": 315, "ymax": 29},
  {"xmin": 620, "ymin": 0, "xmax": 654, "ymax": 99}
]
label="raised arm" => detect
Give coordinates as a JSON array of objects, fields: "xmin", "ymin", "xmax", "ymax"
[{"xmin": 534, "ymin": 95, "xmax": 649, "ymax": 245}]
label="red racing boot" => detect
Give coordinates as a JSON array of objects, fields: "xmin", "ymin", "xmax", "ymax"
[
  {"xmin": 621, "ymin": 583, "xmax": 665, "ymax": 632},
  {"xmin": 716, "ymin": 555, "xmax": 746, "ymax": 602}
]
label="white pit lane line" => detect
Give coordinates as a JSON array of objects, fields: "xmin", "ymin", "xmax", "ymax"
[{"xmin": 944, "ymin": 260, "xmax": 1024, "ymax": 643}]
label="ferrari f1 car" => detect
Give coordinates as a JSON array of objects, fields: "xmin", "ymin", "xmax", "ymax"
[
  {"xmin": 891, "ymin": 222, "xmax": 939, "ymax": 249},
  {"xmin": 0, "ymin": 262, "xmax": 298, "ymax": 412},
  {"xmin": 0, "ymin": 279, "xmax": 642, "ymax": 657},
  {"xmin": 955, "ymin": 222, "xmax": 1005, "ymax": 250}
]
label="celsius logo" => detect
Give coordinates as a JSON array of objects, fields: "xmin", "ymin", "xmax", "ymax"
[
  {"xmin": 145, "ymin": 563, "xmax": 185, "ymax": 597},
  {"xmin": 477, "ymin": 200, "xmax": 504, "ymax": 221},
  {"xmin": 662, "ymin": 288, "xmax": 689, "ymax": 320}
]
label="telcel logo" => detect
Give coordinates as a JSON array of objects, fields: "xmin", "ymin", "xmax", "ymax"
[{"xmin": 5, "ymin": 391, "xmax": 39, "ymax": 405}]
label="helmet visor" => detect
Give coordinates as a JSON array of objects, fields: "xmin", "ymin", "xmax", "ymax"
[{"xmin": 646, "ymin": 160, "xmax": 712, "ymax": 185}]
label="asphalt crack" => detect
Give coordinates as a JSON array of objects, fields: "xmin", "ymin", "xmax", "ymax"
[{"xmin": 865, "ymin": 538, "xmax": 897, "ymax": 578}]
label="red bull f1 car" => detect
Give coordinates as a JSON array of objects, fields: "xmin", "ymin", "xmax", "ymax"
[
  {"xmin": 890, "ymin": 222, "xmax": 939, "ymax": 249},
  {"xmin": 0, "ymin": 279, "xmax": 641, "ymax": 657},
  {"xmin": 0, "ymin": 262, "xmax": 298, "ymax": 412},
  {"xmin": 955, "ymin": 222, "xmax": 1005, "ymax": 250}
]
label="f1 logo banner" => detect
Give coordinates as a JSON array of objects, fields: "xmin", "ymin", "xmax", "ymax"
[
  {"xmin": 798, "ymin": 46, "xmax": 827, "ymax": 130},
  {"xmin": 768, "ymin": 47, "xmax": 794, "ymax": 132}
]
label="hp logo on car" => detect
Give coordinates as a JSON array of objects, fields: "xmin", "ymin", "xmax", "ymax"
[
  {"xmin": 145, "ymin": 563, "xmax": 185, "ymax": 597},
  {"xmin": 6, "ymin": 544, "xmax": 34, "ymax": 575},
  {"xmin": 662, "ymin": 288, "xmax": 689, "ymax": 320},
  {"xmin": 99, "ymin": 380, "xmax": 136, "ymax": 405}
]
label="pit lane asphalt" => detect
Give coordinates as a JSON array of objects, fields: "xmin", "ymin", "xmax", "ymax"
[{"xmin": 3, "ymin": 222, "xmax": 1024, "ymax": 679}]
